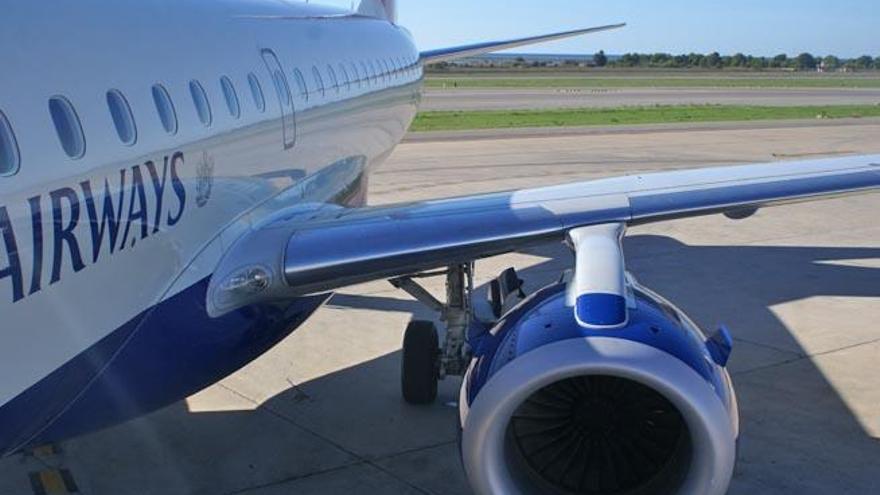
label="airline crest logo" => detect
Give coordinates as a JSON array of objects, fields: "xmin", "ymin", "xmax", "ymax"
[
  {"xmin": 196, "ymin": 151, "xmax": 214, "ymax": 208},
  {"xmin": 0, "ymin": 152, "xmax": 189, "ymax": 304}
]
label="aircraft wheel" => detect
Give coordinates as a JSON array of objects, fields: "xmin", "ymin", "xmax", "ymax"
[{"xmin": 401, "ymin": 320, "xmax": 439, "ymax": 404}]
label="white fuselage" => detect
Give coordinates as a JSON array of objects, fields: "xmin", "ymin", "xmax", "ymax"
[{"xmin": 0, "ymin": 0, "xmax": 421, "ymax": 452}]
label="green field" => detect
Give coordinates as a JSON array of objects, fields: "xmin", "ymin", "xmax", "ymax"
[
  {"xmin": 425, "ymin": 77, "xmax": 880, "ymax": 89},
  {"xmin": 410, "ymin": 105, "xmax": 880, "ymax": 132}
]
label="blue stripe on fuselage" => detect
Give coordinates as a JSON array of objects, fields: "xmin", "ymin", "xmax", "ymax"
[{"xmin": 0, "ymin": 278, "xmax": 330, "ymax": 456}]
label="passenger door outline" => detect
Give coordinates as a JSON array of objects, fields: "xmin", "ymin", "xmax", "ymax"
[{"xmin": 260, "ymin": 49, "xmax": 296, "ymax": 149}]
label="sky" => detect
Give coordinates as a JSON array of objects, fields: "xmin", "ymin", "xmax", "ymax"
[{"xmin": 317, "ymin": 0, "xmax": 880, "ymax": 58}]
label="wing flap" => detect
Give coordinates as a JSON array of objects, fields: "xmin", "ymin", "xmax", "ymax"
[{"xmin": 207, "ymin": 155, "xmax": 880, "ymax": 316}]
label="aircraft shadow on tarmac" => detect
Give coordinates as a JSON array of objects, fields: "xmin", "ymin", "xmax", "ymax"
[
  {"xmin": 44, "ymin": 235, "xmax": 880, "ymax": 495},
  {"xmin": 316, "ymin": 235, "xmax": 880, "ymax": 493}
]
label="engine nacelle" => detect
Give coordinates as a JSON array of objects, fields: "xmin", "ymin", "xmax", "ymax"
[{"xmin": 459, "ymin": 278, "xmax": 739, "ymax": 495}]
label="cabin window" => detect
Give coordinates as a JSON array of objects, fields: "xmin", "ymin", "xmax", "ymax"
[
  {"xmin": 0, "ymin": 111, "xmax": 20, "ymax": 176},
  {"xmin": 360, "ymin": 62, "xmax": 370, "ymax": 87},
  {"xmin": 350, "ymin": 62, "xmax": 360, "ymax": 89},
  {"xmin": 221, "ymin": 76, "xmax": 241, "ymax": 119},
  {"xmin": 48, "ymin": 96, "xmax": 86, "ymax": 159},
  {"xmin": 293, "ymin": 68, "xmax": 308, "ymax": 101},
  {"xmin": 327, "ymin": 65, "xmax": 339, "ymax": 94},
  {"xmin": 312, "ymin": 66, "xmax": 325, "ymax": 97},
  {"xmin": 151, "ymin": 84, "xmax": 178, "ymax": 135},
  {"xmin": 338, "ymin": 63, "xmax": 351, "ymax": 91},
  {"xmin": 106, "ymin": 90, "xmax": 137, "ymax": 146},
  {"xmin": 247, "ymin": 73, "xmax": 265, "ymax": 112},
  {"xmin": 189, "ymin": 80, "xmax": 212, "ymax": 127}
]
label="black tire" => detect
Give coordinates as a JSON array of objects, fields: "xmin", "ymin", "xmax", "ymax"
[{"xmin": 401, "ymin": 320, "xmax": 439, "ymax": 405}]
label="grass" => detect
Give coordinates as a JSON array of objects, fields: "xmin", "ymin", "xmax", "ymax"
[
  {"xmin": 410, "ymin": 105, "xmax": 880, "ymax": 132},
  {"xmin": 425, "ymin": 77, "xmax": 880, "ymax": 89}
]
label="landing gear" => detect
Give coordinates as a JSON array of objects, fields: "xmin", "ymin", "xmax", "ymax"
[
  {"xmin": 391, "ymin": 264, "xmax": 475, "ymax": 405},
  {"xmin": 393, "ymin": 264, "xmax": 525, "ymax": 405},
  {"xmin": 401, "ymin": 320, "xmax": 439, "ymax": 404}
]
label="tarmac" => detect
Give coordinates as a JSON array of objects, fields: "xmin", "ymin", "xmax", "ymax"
[
  {"xmin": 421, "ymin": 87, "xmax": 880, "ymax": 111},
  {"xmin": 1, "ymin": 121, "xmax": 879, "ymax": 495}
]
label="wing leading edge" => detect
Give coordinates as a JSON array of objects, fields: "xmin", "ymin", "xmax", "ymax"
[
  {"xmin": 207, "ymin": 155, "xmax": 880, "ymax": 316},
  {"xmin": 420, "ymin": 24, "xmax": 626, "ymax": 65}
]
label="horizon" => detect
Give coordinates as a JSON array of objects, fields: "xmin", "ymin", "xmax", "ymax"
[
  {"xmin": 449, "ymin": 51, "xmax": 873, "ymax": 59},
  {"xmin": 317, "ymin": 0, "xmax": 880, "ymax": 58}
]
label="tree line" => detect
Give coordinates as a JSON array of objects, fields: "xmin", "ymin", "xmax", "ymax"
[{"xmin": 595, "ymin": 50, "xmax": 879, "ymax": 71}]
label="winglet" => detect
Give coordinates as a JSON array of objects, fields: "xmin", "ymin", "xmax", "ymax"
[{"xmin": 420, "ymin": 23, "xmax": 626, "ymax": 65}]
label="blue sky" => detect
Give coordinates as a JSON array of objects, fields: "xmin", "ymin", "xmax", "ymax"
[{"xmin": 319, "ymin": 0, "xmax": 879, "ymax": 57}]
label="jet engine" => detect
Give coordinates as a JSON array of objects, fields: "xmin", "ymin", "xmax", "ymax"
[{"xmin": 458, "ymin": 225, "xmax": 739, "ymax": 495}]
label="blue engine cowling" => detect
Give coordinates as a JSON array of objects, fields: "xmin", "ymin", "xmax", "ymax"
[{"xmin": 459, "ymin": 275, "xmax": 739, "ymax": 495}]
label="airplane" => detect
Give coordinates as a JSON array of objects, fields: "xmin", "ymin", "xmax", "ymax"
[{"xmin": 0, "ymin": 0, "xmax": 878, "ymax": 494}]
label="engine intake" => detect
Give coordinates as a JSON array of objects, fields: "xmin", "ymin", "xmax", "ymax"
[
  {"xmin": 460, "ymin": 334, "xmax": 737, "ymax": 495},
  {"xmin": 506, "ymin": 375, "xmax": 692, "ymax": 495}
]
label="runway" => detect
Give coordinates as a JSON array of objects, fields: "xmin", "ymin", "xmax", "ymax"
[
  {"xmin": 2, "ymin": 122, "xmax": 879, "ymax": 495},
  {"xmin": 421, "ymin": 87, "xmax": 880, "ymax": 111}
]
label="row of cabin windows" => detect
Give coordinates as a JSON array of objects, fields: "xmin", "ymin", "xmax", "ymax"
[{"xmin": 0, "ymin": 56, "xmax": 420, "ymax": 174}]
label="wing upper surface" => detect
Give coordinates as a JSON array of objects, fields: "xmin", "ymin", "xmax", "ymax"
[{"xmin": 207, "ymin": 155, "xmax": 880, "ymax": 315}]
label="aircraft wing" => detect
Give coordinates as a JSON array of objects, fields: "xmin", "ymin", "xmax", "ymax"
[
  {"xmin": 420, "ymin": 24, "xmax": 626, "ymax": 65},
  {"xmin": 207, "ymin": 155, "xmax": 880, "ymax": 316}
]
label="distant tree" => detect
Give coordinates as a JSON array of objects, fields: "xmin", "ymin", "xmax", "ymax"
[
  {"xmin": 688, "ymin": 53, "xmax": 705, "ymax": 67},
  {"xmin": 771, "ymin": 54, "xmax": 788, "ymax": 68},
  {"xmin": 601, "ymin": 51, "xmax": 866, "ymax": 71},
  {"xmin": 853, "ymin": 55, "xmax": 874, "ymax": 69},
  {"xmin": 650, "ymin": 53, "xmax": 672, "ymax": 66},
  {"xmin": 618, "ymin": 53, "xmax": 639, "ymax": 67},
  {"xmin": 795, "ymin": 52, "xmax": 817, "ymax": 70},
  {"xmin": 822, "ymin": 55, "xmax": 840, "ymax": 71},
  {"xmin": 672, "ymin": 54, "xmax": 689, "ymax": 68},
  {"xmin": 594, "ymin": 50, "xmax": 608, "ymax": 67},
  {"xmin": 729, "ymin": 53, "xmax": 747, "ymax": 67},
  {"xmin": 706, "ymin": 52, "xmax": 722, "ymax": 68}
]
